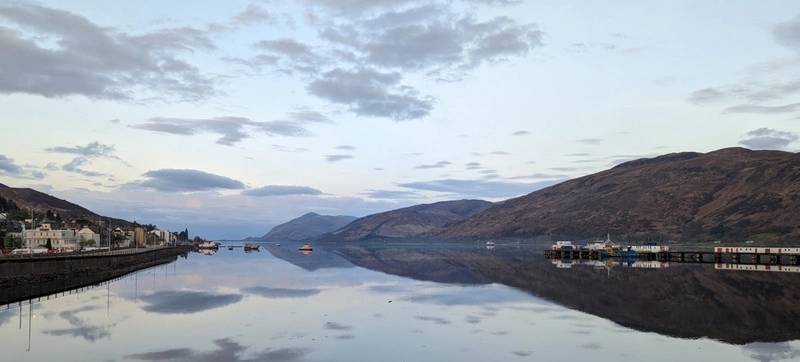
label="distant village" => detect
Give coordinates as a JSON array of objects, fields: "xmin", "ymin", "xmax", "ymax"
[{"xmin": 0, "ymin": 208, "xmax": 194, "ymax": 253}]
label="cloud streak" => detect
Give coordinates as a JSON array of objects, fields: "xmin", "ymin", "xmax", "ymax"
[
  {"xmin": 134, "ymin": 169, "xmax": 246, "ymax": 192},
  {"xmin": 242, "ymin": 185, "xmax": 323, "ymax": 197}
]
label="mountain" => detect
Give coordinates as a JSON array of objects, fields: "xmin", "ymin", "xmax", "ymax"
[
  {"xmin": 0, "ymin": 183, "xmax": 95, "ymax": 215},
  {"xmin": 259, "ymin": 212, "xmax": 357, "ymax": 242},
  {"xmin": 0, "ymin": 183, "xmax": 130, "ymax": 226},
  {"xmin": 439, "ymin": 148, "xmax": 800, "ymax": 241},
  {"xmin": 323, "ymin": 199, "xmax": 492, "ymax": 241}
]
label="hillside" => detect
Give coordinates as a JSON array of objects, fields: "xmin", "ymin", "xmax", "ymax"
[
  {"xmin": 323, "ymin": 199, "xmax": 492, "ymax": 241},
  {"xmin": 259, "ymin": 212, "xmax": 357, "ymax": 242},
  {"xmin": 0, "ymin": 183, "xmax": 130, "ymax": 226},
  {"xmin": 438, "ymin": 148, "xmax": 800, "ymax": 241}
]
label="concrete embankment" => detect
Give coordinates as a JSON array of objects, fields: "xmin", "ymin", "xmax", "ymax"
[{"xmin": 0, "ymin": 246, "xmax": 190, "ymax": 305}]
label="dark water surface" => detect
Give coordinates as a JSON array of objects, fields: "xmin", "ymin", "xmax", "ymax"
[{"xmin": 1, "ymin": 242, "xmax": 799, "ymax": 362}]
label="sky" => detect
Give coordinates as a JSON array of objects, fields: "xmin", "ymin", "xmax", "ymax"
[{"xmin": 1, "ymin": 0, "xmax": 800, "ymax": 239}]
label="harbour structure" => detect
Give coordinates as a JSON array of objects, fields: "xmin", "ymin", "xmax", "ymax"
[{"xmin": 545, "ymin": 245, "xmax": 800, "ymax": 266}]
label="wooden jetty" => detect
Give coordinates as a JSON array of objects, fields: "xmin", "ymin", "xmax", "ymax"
[{"xmin": 544, "ymin": 246, "xmax": 800, "ymax": 266}]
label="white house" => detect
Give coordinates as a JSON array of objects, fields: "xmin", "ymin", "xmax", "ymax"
[
  {"xmin": 78, "ymin": 227, "xmax": 100, "ymax": 245},
  {"xmin": 22, "ymin": 223, "xmax": 79, "ymax": 250}
]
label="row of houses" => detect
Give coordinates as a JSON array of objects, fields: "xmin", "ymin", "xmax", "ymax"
[{"xmin": 8, "ymin": 223, "xmax": 175, "ymax": 251}]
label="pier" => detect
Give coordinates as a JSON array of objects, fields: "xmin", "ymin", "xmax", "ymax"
[{"xmin": 544, "ymin": 247, "xmax": 800, "ymax": 266}]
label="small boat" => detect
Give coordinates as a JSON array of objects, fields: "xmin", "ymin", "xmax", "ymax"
[
  {"xmin": 198, "ymin": 241, "xmax": 218, "ymax": 249},
  {"xmin": 298, "ymin": 244, "xmax": 313, "ymax": 251},
  {"xmin": 244, "ymin": 243, "xmax": 260, "ymax": 251},
  {"xmin": 485, "ymin": 241, "xmax": 496, "ymax": 246},
  {"xmin": 228, "ymin": 246, "xmax": 234, "ymax": 251}
]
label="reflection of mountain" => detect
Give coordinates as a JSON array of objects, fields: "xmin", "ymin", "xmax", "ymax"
[
  {"xmin": 329, "ymin": 244, "xmax": 800, "ymax": 344},
  {"xmin": 263, "ymin": 243, "xmax": 353, "ymax": 271}
]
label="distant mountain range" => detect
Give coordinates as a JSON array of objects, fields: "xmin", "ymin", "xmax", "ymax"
[
  {"xmin": 255, "ymin": 212, "xmax": 357, "ymax": 242},
  {"xmin": 321, "ymin": 199, "xmax": 492, "ymax": 241},
  {"xmin": 439, "ymin": 148, "xmax": 800, "ymax": 241}
]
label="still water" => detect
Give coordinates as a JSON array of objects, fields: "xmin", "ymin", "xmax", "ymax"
[{"xmin": 1, "ymin": 242, "xmax": 799, "ymax": 362}]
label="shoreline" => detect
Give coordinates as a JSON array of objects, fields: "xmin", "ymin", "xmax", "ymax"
[{"xmin": 0, "ymin": 246, "xmax": 191, "ymax": 305}]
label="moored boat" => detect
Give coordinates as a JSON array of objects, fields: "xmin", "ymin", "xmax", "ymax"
[
  {"xmin": 198, "ymin": 241, "xmax": 218, "ymax": 249},
  {"xmin": 298, "ymin": 244, "xmax": 313, "ymax": 251}
]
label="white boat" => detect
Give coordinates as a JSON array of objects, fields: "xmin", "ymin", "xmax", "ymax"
[
  {"xmin": 198, "ymin": 241, "xmax": 218, "ymax": 249},
  {"xmin": 298, "ymin": 244, "xmax": 313, "ymax": 251},
  {"xmin": 551, "ymin": 241, "xmax": 575, "ymax": 251}
]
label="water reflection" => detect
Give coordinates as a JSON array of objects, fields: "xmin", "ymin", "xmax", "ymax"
[
  {"xmin": 0, "ymin": 242, "xmax": 798, "ymax": 362},
  {"xmin": 139, "ymin": 290, "xmax": 244, "ymax": 314},
  {"xmin": 243, "ymin": 286, "xmax": 321, "ymax": 299},
  {"xmin": 326, "ymin": 243, "xmax": 800, "ymax": 345},
  {"xmin": 125, "ymin": 337, "xmax": 311, "ymax": 362}
]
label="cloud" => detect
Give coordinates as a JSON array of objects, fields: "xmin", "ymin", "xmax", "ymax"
[
  {"xmin": 415, "ymin": 160, "xmax": 451, "ymax": 169},
  {"xmin": 242, "ymin": 185, "xmax": 323, "ymax": 197},
  {"xmin": 398, "ymin": 178, "xmax": 557, "ymax": 198},
  {"xmin": 288, "ymin": 110, "xmax": 332, "ymax": 123},
  {"xmin": 739, "ymin": 128, "xmax": 798, "ymax": 150},
  {"xmin": 139, "ymin": 290, "xmax": 243, "ymax": 314},
  {"xmin": 242, "ymin": 286, "xmax": 321, "ymax": 298},
  {"xmin": 272, "ymin": 144, "xmax": 310, "ymax": 153},
  {"xmin": 135, "ymin": 169, "xmax": 246, "ymax": 192},
  {"xmin": 577, "ymin": 138, "xmax": 601, "ymax": 145},
  {"xmin": 0, "ymin": 154, "xmax": 45, "ymax": 180},
  {"xmin": 723, "ymin": 102, "xmax": 800, "ymax": 114},
  {"xmin": 248, "ymin": 2, "xmax": 540, "ymax": 120},
  {"xmin": 324, "ymin": 322, "xmax": 353, "ymax": 331},
  {"xmin": 321, "ymin": 6, "xmax": 542, "ymax": 75},
  {"xmin": 0, "ymin": 154, "xmax": 23, "ymax": 176},
  {"xmin": 511, "ymin": 130, "xmax": 529, "ymax": 136},
  {"xmin": 46, "ymin": 141, "xmax": 116, "ymax": 157},
  {"xmin": 131, "ymin": 116, "xmax": 313, "ymax": 146},
  {"xmin": 336, "ymin": 145, "xmax": 356, "ymax": 150},
  {"xmin": 773, "ymin": 14, "xmax": 800, "ymax": 50},
  {"xmin": 415, "ymin": 316, "xmax": 451, "ymax": 325},
  {"xmin": 45, "ymin": 141, "xmax": 128, "ymax": 177},
  {"xmin": 62, "ymin": 156, "xmax": 108, "ymax": 177},
  {"xmin": 325, "ymin": 154, "xmax": 353, "ymax": 162},
  {"xmin": 125, "ymin": 338, "xmax": 310, "ymax": 362},
  {"xmin": 0, "ymin": 3, "xmax": 216, "ymax": 101},
  {"xmin": 491, "ymin": 151, "xmax": 510, "ymax": 155},
  {"xmin": 232, "ymin": 4, "xmax": 272, "ymax": 26},
  {"xmin": 307, "ymin": 67, "xmax": 434, "ymax": 120},
  {"xmin": 464, "ymin": 162, "xmax": 482, "ymax": 170},
  {"xmin": 362, "ymin": 189, "xmax": 421, "ymax": 199},
  {"xmin": 688, "ymin": 87, "xmax": 727, "ymax": 104}
]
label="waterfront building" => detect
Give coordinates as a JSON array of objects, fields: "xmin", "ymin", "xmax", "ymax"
[
  {"xmin": 78, "ymin": 227, "xmax": 100, "ymax": 246},
  {"xmin": 21, "ymin": 223, "xmax": 79, "ymax": 250},
  {"xmin": 134, "ymin": 227, "xmax": 145, "ymax": 247}
]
